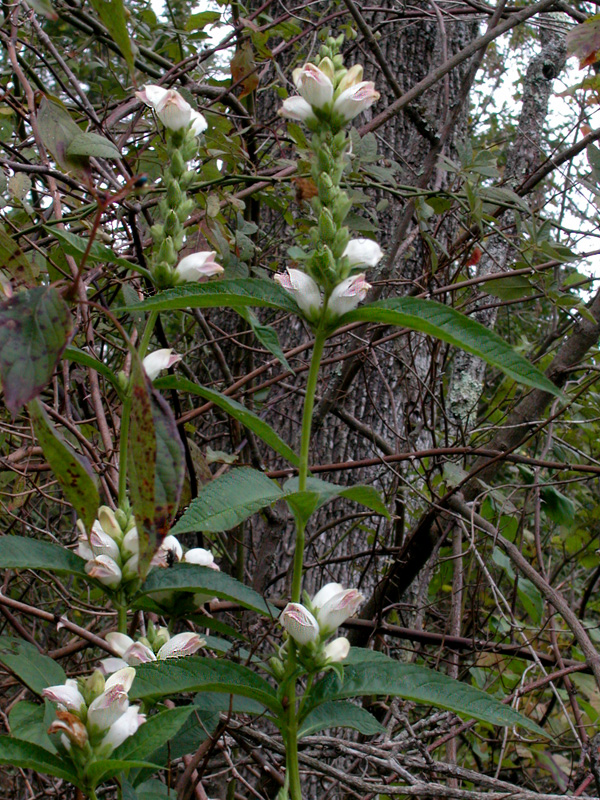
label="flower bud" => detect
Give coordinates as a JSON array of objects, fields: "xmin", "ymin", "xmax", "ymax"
[
  {"xmin": 85, "ymin": 555, "xmax": 122, "ymax": 588},
  {"xmin": 170, "ymin": 150, "xmax": 186, "ymax": 178},
  {"xmin": 167, "ymin": 180, "xmax": 183, "ymax": 208},
  {"xmin": 332, "ymin": 194, "xmax": 352, "ymax": 226},
  {"xmin": 121, "ymin": 527, "xmax": 139, "ymax": 559},
  {"xmin": 292, "ymin": 63, "xmax": 334, "ymax": 109},
  {"xmin": 273, "ymin": 268, "xmax": 322, "ymax": 321},
  {"xmin": 48, "ymin": 710, "xmax": 88, "ymax": 750},
  {"xmin": 176, "ymin": 198, "xmax": 195, "ymax": 223},
  {"xmin": 43, "ymin": 680, "xmax": 86, "ymax": 714},
  {"xmin": 157, "ymin": 632, "xmax": 205, "ymax": 659},
  {"xmin": 121, "ymin": 553, "xmax": 139, "ymax": 582},
  {"xmin": 333, "ymin": 81, "xmax": 380, "ymax": 122},
  {"xmin": 278, "ymin": 96, "xmax": 316, "ymax": 123},
  {"xmin": 326, "ymin": 274, "xmax": 371, "ymax": 318},
  {"xmin": 157, "ymin": 234, "xmax": 178, "ymax": 265},
  {"xmin": 317, "ymin": 173, "xmax": 336, "ymax": 204},
  {"xmin": 150, "ymin": 223, "xmax": 165, "ymax": 243},
  {"xmin": 268, "ymin": 656, "xmax": 286, "ymax": 681},
  {"xmin": 323, "ymin": 636, "xmax": 350, "ymax": 663},
  {"xmin": 343, "ymin": 239, "xmax": 383, "ymax": 268},
  {"xmin": 164, "ymin": 210, "xmax": 180, "ymax": 238},
  {"xmin": 336, "ymin": 64, "xmax": 363, "ymax": 94},
  {"xmin": 175, "ymin": 251, "xmax": 224, "ymax": 282},
  {"xmin": 152, "ymin": 626, "xmax": 171, "ymax": 652},
  {"xmin": 280, "ymin": 603, "xmax": 320, "ymax": 645},
  {"xmin": 98, "ymin": 507, "xmax": 122, "ymax": 541},
  {"xmin": 318, "ymin": 207, "xmax": 337, "ymax": 242}
]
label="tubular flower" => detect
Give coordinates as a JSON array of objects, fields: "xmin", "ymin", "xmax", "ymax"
[
  {"xmin": 323, "ymin": 636, "xmax": 351, "ymax": 663},
  {"xmin": 143, "ymin": 348, "xmax": 182, "ymax": 381},
  {"xmin": 88, "ymin": 528, "xmax": 121, "ymax": 562},
  {"xmin": 314, "ymin": 586, "xmax": 364, "ymax": 635},
  {"xmin": 85, "ymin": 554, "xmax": 122, "ymax": 588},
  {"xmin": 98, "ymin": 705, "xmax": 146, "ymax": 754},
  {"xmin": 278, "ymin": 95, "xmax": 316, "ymax": 123},
  {"xmin": 42, "ymin": 680, "xmax": 86, "ymax": 715},
  {"xmin": 274, "ymin": 268, "xmax": 322, "ymax": 320},
  {"xmin": 343, "ymin": 239, "xmax": 383, "ymax": 269},
  {"xmin": 336, "ymin": 64, "xmax": 364, "ymax": 95},
  {"xmin": 292, "ymin": 63, "xmax": 334, "ymax": 109},
  {"xmin": 280, "ymin": 603, "xmax": 320, "ymax": 645},
  {"xmin": 333, "ymin": 81, "xmax": 380, "ymax": 122},
  {"xmin": 174, "ymin": 251, "xmax": 224, "ymax": 283},
  {"xmin": 47, "ymin": 710, "xmax": 88, "ymax": 750},
  {"xmin": 184, "ymin": 547, "xmax": 220, "ymax": 568},
  {"xmin": 327, "ymin": 274, "xmax": 371, "ymax": 318},
  {"xmin": 136, "ymin": 85, "xmax": 207, "ymax": 133},
  {"xmin": 151, "ymin": 534, "xmax": 183, "ymax": 566},
  {"xmin": 157, "ymin": 632, "xmax": 205, "ymax": 659}
]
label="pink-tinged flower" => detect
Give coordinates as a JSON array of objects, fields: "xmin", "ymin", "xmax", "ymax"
[
  {"xmin": 42, "ymin": 679, "xmax": 86, "ymax": 714},
  {"xmin": 278, "ymin": 96, "xmax": 316, "ymax": 123},
  {"xmin": 280, "ymin": 603, "xmax": 320, "ymax": 645},
  {"xmin": 274, "ymin": 268, "xmax": 322, "ymax": 320},
  {"xmin": 292, "ymin": 63, "xmax": 334, "ymax": 109},
  {"xmin": 105, "ymin": 632, "xmax": 134, "ymax": 656},
  {"xmin": 190, "ymin": 110, "xmax": 208, "ymax": 135},
  {"xmin": 47, "ymin": 709, "xmax": 88, "ymax": 749},
  {"xmin": 336, "ymin": 64, "xmax": 364, "ymax": 95},
  {"xmin": 76, "ymin": 535, "xmax": 93, "ymax": 561},
  {"xmin": 100, "ymin": 657, "xmax": 129, "ymax": 674},
  {"xmin": 151, "ymin": 534, "xmax": 183, "ymax": 567},
  {"xmin": 327, "ymin": 275, "xmax": 371, "ymax": 318},
  {"xmin": 125, "ymin": 641, "xmax": 157, "ymax": 665},
  {"xmin": 333, "ymin": 81, "xmax": 380, "ymax": 122},
  {"xmin": 105, "ymin": 666, "xmax": 136, "ymax": 693},
  {"xmin": 87, "ymin": 684, "xmax": 129, "ymax": 732},
  {"xmin": 136, "ymin": 85, "xmax": 192, "ymax": 131},
  {"xmin": 85, "ymin": 555, "xmax": 122, "ymax": 588},
  {"xmin": 343, "ymin": 239, "xmax": 383, "ymax": 269},
  {"xmin": 98, "ymin": 705, "xmax": 146, "ymax": 754},
  {"xmin": 157, "ymin": 632, "xmax": 205, "ymax": 659},
  {"xmin": 98, "ymin": 507, "xmax": 122, "ymax": 542},
  {"xmin": 143, "ymin": 348, "xmax": 182, "ymax": 382},
  {"xmin": 175, "ymin": 251, "xmax": 224, "ymax": 283},
  {"xmin": 323, "ymin": 636, "xmax": 350, "ymax": 663},
  {"xmin": 314, "ymin": 586, "xmax": 364, "ymax": 635},
  {"xmin": 89, "ymin": 528, "xmax": 121, "ymax": 562},
  {"xmin": 184, "ymin": 548, "xmax": 219, "ymax": 569},
  {"xmin": 311, "ymin": 582, "xmax": 344, "ymax": 610}
]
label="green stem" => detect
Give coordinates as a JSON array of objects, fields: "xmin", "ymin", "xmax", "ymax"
[
  {"xmin": 117, "ymin": 601, "xmax": 128, "ymax": 634},
  {"xmin": 117, "ymin": 310, "xmax": 158, "ymax": 507},
  {"xmin": 291, "ymin": 329, "xmax": 327, "ymax": 604},
  {"xmin": 284, "ymin": 644, "xmax": 303, "ymax": 800}
]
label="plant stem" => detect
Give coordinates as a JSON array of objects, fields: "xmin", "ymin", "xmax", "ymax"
[
  {"xmin": 137, "ymin": 309, "xmax": 158, "ymax": 360},
  {"xmin": 117, "ymin": 601, "xmax": 128, "ymax": 634},
  {"xmin": 291, "ymin": 329, "xmax": 327, "ymax": 604},
  {"xmin": 284, "ymin": 644, "xmax": 303, "ymax": 800}
]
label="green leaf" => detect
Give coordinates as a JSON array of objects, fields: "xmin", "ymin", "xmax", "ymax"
[
  {"xmin": 307, "ymin": 649, "xmax": 545, "ymax": 736},
  {"xmin": 130, "ymin": 657, "xmax": 282, "ymax": 714},
  {"xmin": 492, "ymin": 548, "xmax": 543, "ymax": 624},
  {"xmin": 0, "ymin": 287, "xmax": 73, "ymax": 414},
  {"xmin": 128, "ymin": 354, "xmax": 186, "ymax": 577},
  {"xmin": 135, "ymin": 562, "xmax": 276, "ymax": 617},
  {"xmin": 171, "ymin": 467, "xmax": 283, "ymax": 534},
  {"xmin": 44, "ymin": 226, "xmax": 132, "ymax": 269},
  {"xmin": 237, "ymin": 307, "xmax": 294, "ymax": 373},
  {"xmin": 0, "ymin": 637, "xmax": 65, "ymax": 695},
  {"xmin": 0, "ymin": 536, "xmax": 87, "ymax": 577},
  {"xmin": 154, "ymin": 376, "xmax": 299, "ymax": 467},
  {"xmin": 484, "ymin": 275, "xmax": 537, "ymax": 301},
  {"xmin": 186, "ymin": 10, "xmax": 221, "ymax": 29},
  {"xmin": 0, "ymin": 737, "xmax": 80, "ymax": 785},
  {"xmin": 85, "ymin": 758, "xmax": 163, "ymax": 785},
  {"xmin": 541, "ymin": 485, "xmax": 576, "ymax": 526},
  {"xmin": 9, "ymin": 701, "xmax": 56, "ymax": 752},
  {"xmin": 118, "ymin": 279, "xmax": 300, "ymax": 315},
  {"xmin": 90, "ymin": 0, "xmax": 135, "ymax": 75},
  {"xmin": 283, "ymin": 476, "xmax": 389, "ymax": 525},
  {"xmin": 66, "ymin": 132, "xmax": 121, "ymax": 160},
  {"xmin": 64, "ymin": 345, "xmax": 121, "ymax": 389},
  {"xmin": 298, "ymin": 700, "xmax": 386, "ymax": 737},
  {"xmin": 336, "ymin": 298, "xmax": 561, "ymax": 397},
  {"xmin": 0, "ymin": 226, "xmax": 38, "ymax": 288},
  {"xmin": 37, "ymin": 96, "xmax": 86, "ymax": 172},
  {"xmin": 28, "ymin": 398, "xmax": 99, "ymax": 531}
]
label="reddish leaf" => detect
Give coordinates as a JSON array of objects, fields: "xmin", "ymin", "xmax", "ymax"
[
  {"xmin": 466, "ymin": 246, "xmax": 482, "ymax": 267},
  {"xmin": 567, "ymin": 18, "xmax": 600, "ymax": 69},
  {"xmin": 0, "ymin": 287, "xmax": 73, "ymax": 415},
  {"xmin": 230, "ymin": 41, "xmax": 259, "ymax": 98},
  {"xmin": 127, "ymin": 354, "xmax": 185, "ymax": 577}
]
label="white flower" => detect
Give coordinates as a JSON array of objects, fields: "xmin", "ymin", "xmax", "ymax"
[
  {"xmin": 97, "ymin": 507, "xmax": 122, "ymax": 542},
  {"xmin": 184, "ymin": 548, "xmax": 219, "ymax": 569},
  {"xmin": 105, "ymin": 632, "xmax": 136, "ymax": 657},
  {"xmin": 278, "ymin": 95, "xmax": 316, "ymax": 123},
  {"xmin": 77, "ymin": 535, "xmax": 93, "ymax": 561},
  {"xmin": 190, "ymin": 110, "xmax": 208, "ymax": 135},
  {"xmin": 121, "ymin": 527, "xmax": 139, "ymax": 559},
  {"xmin": 175, "ymin": 252, "xmax": 224, "ymax": 283},
  {"xmin": 274, "ymin": 268, "xmax": 322, "ymax": 320},
  {"xmin": 87, "ymin": 684, "xmax": 129, "ymax": 732},
  {"xmin": 98, "ymin": 705, "xmax": 146, "ymax": 754},
  {"xmin": 104, "ymin": 665, "xmax": 136, "ymax": 694},
  {"xmin": 292, "ymin": 63, "xmax": 334, "ymax": 109},
  {"xmin": 136, "ymin": 85, "xmax": 191, "ymax": 131},
  {"xmin": 333, "ymin": 81, "xmax": 380, "ymax": 122},
  {"xmin": 343, "ymin": 239, "xmax": 383, "ymax": 269},
  {"xmin": 280, "ymin": 603, "xmax": 320, "ymax": 645},
  {"xmin": 312, "ymin": 583, "xmax": 344, "ymax": 610},
  {"xmin": 157, "ymin": 632, "xmax": 205, "ymax": 659},
  {"xmin": 151, "ymin": 534, "xmax": 183, "ymax": 567},
  {"xmin": 42, "ymin": 679, "xmax": 86, "ymax": 714},
  {"xmin": 326, "ymin": 274, "xmax": 371, "ymax": 318},
  {"xmin": 143, "ymin": 348, "xmax": 182, "ymax": 382},
  {"xmin": 314, "ymin": 586, "xmax": 364, "ymax": 635},
  {"xmin": 336, "ymin": 64, "xmax": 364, "ymax": 95},
  {"xmin": 89, "ymin": 528, "xmax": 121, "ymax": 562},
  {"xmin": 85, "ymin": 555, "xmax": 122, "ymax": 588},
  {"xmin": 323, "ymin": 636, "xmax": 350, "ymax": 663},
  {"xmin": 100, "ymin": 657, "xmax": 129, "ymax": 674}
]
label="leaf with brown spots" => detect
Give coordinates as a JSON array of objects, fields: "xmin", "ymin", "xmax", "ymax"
[
  {"xmin": 0, "ymin": 227, "xmax": 39, "ymax": 290},
  {"xmin": 28, "ymin": 398, "xmax": 99, "ymax": 531},
  {"xmin": 127, "ymin": 353, "xmax": 185, "ymax": 578},
  {"xmin": 0, "ymin": 287, "xmax": 73, "ymax": 415}
]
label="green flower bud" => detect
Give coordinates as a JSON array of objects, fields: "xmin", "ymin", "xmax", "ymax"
[
  {"xmin": 332, "ymin": 226, "xmax": 350, "ymax": 258},
  {"xmin": 317, "ymin": 173, "xmax": 336, "ymax": 204},
  {"xmin": 81, "ymin": 669, "xmax": 105, "ymax": 705},
  {"xmin": 170, "ymin": 150, "xmax": 186, "ymax": 178},
  {"xmin": 164, "ymin": 209, "xmax": 181, "ymax": 237},
  {"xmin": 317, "ymin": 147, "xmax": 333, "ymax": 174},
  {"xmin": 157, "ymin": 235, "xmax": 177, "ymax": 267},
  {"xmin": 318, "ymin": 207, "xmax": 337, "ymax": 242},
  {"xmin": 152, "ymin": 627, "xmax": 170, "ymax": 652},
  {"xmin": 332, "ymin": 193, "xmax": 352, "ymax": 226},
  {"xmin": 182, "ymin": 138, "xmax": 198, "ymax": 161},
  {"xmin": 332, "ymin": 131, "xmax": 348, "ymax": 154},
  {"xmin": 114, "ymin": 508, "xmax": 129, "ymax": 531},
  {"xmin": 333, "ymin": 53, "xmax": 344, "ymax": 68},
  {"xmin": 116, "ymin": 370, "xmax": 129, "ymax": 393},
  {"xmin": 176, "ymin": 198, "xmax": 195, "ymax": 222},
  {"xmin": 180, "ymin": 170, "xmax": 195, "ymax": 190},
  {"xmin": 173, "ymin": 230, "xmax": 186, "ymax": 251},
  {"xmin": 268, "ymin": 657, "xmax": 286, "ymax": 682},
  {"xmin": 167, "ymin": 180, "xmax": 183, "ymax": 208},
  {"xmin": 153, "ymin": 262, "xmax": 175, "ymax": 289},
  {"xmin": 150, "ymin": 223, "xmax": 165, "ymax": 243}
]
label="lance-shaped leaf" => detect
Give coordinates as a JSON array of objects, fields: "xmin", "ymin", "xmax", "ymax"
[
  {"xmin": 66, "ymin": 132, "xmax": 121, "ymax": 160},
  {"xmin": 155, "ymin": 376, "xmax": 299, "ymax": 467},
  {"xmin": 28, "ymin": 398, "xmax": 99, "ymax": 531},
  {"xmin": 130, "ymin": 657, "xmax": 281, "ymax": 714},
  {"xmin": 0, "ymin": 226, "xmax": 38, "ymax": 289},
  {"xmin": 135, "ymin": 562, "xmax": 276, "ymax": 616},
  {"xmin": 118, "ymin": 278, "xmax": 301, "ymax": 315},
  {"xmin": 37, "ymin": 96, "xmax": 88, "ymax": 173},
  {"xmin": 0, "ymin": 287, "xmax": 73, "ymax": 415},
  {"xmin": 128, "ymin": 354, "xmax": 185, "ymax": 577},
  {"xmin": 298, "ymin": 701, "xmax": 386, "ymax": 738},
  {"xmin": 0, "ymin": 636, "xmax": 65, "ymax": 695},
  {"xmin": 90, "ymin": 0, "xmax": 135, "ymax": 76},
  {"xmin": 170, "ymin": 467, "xmax": 283, "ymax": 534},
  {"xmin": 0, "ymin": 737, "xmax": 81, "ymax": 785},
  {"xmin": 305, "ymin": 649, "xmax": 545, "ymax": 735},
  {"xmin": 0, "ymin": 536, "xmax": 87, "ymax": 577},
  {"xmin": 284, "ymin": 476, "xmax": 389, "ymax": 525},
  {"xmin": 336, "ymin": 298, "xmax": 561, "ymax": 396}
]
